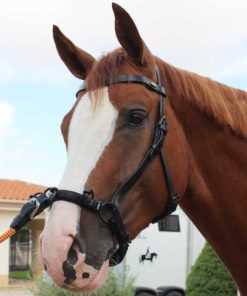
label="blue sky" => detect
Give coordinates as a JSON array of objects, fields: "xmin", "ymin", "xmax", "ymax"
[
  {"xmin": 0, "ymin": 0, "xmax": 246, "ymax": 186},
  {"xmin": 0, "ymin": 80, "xmax": 77, "ymax": 185}
]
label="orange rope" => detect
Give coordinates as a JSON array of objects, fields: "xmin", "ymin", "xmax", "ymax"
[{"xmin": 0, "ymin": 228, "xmax": 16, "ymax": 243}]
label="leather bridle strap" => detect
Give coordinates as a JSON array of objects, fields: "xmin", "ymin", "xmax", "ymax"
[
  {"xmin": 107, "ymin": 68, "xmax": 179, "ymax": 222},
  {"xmin": 76, "ymin": 74, "xmax": 166, "ymax": 97},
  {"xmin": 111, "ymin": 115, "xmax": 167, "ymax": 205}
]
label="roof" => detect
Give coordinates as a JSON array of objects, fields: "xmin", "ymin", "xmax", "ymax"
[{"xmin": 0, "ymin": 179, "xmax": 46, "ymax": 201}]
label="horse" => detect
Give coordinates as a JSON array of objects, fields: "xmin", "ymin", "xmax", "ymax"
[
  {"xmin": 139, "ymin": 247, "xmax": 158, "ymax": 264},
  {"xmin": 40, "ymin": 3, "xmax": 247, "ymax": 294}
]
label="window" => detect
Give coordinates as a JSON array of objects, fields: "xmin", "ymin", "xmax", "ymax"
[
  {"xmin": 158, "ymin": 215, "xmax": 180, "ymax": 232},
  {"xmin": 9, "ymin": 228, "xmax": 31, "ymax": 271}
]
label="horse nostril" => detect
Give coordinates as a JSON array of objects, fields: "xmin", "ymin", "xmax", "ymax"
[
  {"xmin": 67, "ymin": 247, "xmax": 78, "ymax": 265},
  {"xmin": 82, "ymin": 272, "xmax": 90, "ymax": 279},
  {"xmin": 44, "ymin": 264, "xmax": 47, "ymax": 271}
]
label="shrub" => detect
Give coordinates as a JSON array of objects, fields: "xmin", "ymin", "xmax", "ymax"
[
  {"xmin": 32, "ymin": 269, "xmax": 135, "ymax": 296},
  {"xmin": 10, "ymin": 270, "xmax": 32, "ymax": 280},
  {"xmin": 186, "ymin": 242, "xmax": 237, "ymax": 296}
]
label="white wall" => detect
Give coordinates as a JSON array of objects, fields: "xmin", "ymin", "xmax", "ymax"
[
  {"xmin": 0, "ymin": 211, "xmax": 13, "ymax": 277},
  {"xmin": 190, "ymin": 221, "xmax": 205, "ymax": 266},
  {"xmin": 125, "ymin": 208, "xmax": 205, "ymax": 289}
]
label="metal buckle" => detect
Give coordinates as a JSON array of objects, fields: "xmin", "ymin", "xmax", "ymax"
[
  {"xmin": 158, "ymin": 116, "xmax": 168, "ymax": 134},
  {"xmin": 29, "ymin": 188, "xmax": 57, "ymax": 219},
  {"xmin": 149, "ymin": 80, "xmax": 157, "ymax": 88},
  {"xmin": 45, "ymin": 187, "xmax": 57, "ymax": 199},
  {"xmin": 84, "ymin": 189, "xmax": 94, "ymax": 200},
  {"xmin": 30, "ymin": 196, "xmax": 41, "ymax": 219}
]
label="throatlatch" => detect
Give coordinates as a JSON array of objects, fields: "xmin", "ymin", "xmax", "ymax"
[{"xmin": 0, "ymin": 67, "xmax": 179, "ymax": 266}]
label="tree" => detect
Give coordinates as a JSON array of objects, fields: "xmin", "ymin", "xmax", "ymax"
[{"xmin": 186, "ymin": 242, "xmax": 237, "ymax": 296}]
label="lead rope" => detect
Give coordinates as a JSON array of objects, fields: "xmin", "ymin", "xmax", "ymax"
[
  {"xmin": 0, "ymin": 228, "xmax": 16, "ymax": 243},
  {"xmin": 0, "ymin": 188, "xmax": 56, "ymax": 244}
]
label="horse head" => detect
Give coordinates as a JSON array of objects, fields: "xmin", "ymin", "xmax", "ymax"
[{"xmin": 40, "ymin": 3, "xmax": 189, "ymax": 292}]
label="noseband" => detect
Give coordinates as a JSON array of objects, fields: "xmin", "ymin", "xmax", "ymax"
[{"xmin": 46, "ymin": 67, "xmax": 179, "ymax": 266}]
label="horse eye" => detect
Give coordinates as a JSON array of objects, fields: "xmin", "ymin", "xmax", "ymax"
[{"xmin": 128, "ymin": 110, "xmax": 146, "ymax": 127}]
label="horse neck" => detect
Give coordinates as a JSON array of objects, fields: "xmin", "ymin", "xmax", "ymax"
[{"xmin": 161, "ymin": 62, "xmax": 247, "ymax": 293}]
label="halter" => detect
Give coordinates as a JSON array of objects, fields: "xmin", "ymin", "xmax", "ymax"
[{"xmin": 1, "ymin": 66, "xmax": 179, "ymax": 267}]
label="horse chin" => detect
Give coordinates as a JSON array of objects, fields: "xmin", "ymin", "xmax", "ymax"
[
  {"xmin": 68, "ymin": 260, "xmax": 109, "ymax": 293},
  {"xmin": 44, "ymin": 260, "xmax": 109, "ymax": 293}
]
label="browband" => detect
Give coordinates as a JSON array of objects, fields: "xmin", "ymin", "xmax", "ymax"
[{"xmin": 76, "ymin": 74, "xmax": 166, "ymax": 97}]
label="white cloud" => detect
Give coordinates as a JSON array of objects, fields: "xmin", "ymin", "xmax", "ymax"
[
  {"xmin": 0, "ymin": 0, "xmax": 246, "ymax": 86},
  {"xmin": 0, "ymin": 101, "xmax": 14, "ymax": 128}
]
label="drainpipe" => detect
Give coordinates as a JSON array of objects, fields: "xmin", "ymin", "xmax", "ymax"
[{"xmin": 186, "ymin": 219, "xmax": 193, "ymax": 278}]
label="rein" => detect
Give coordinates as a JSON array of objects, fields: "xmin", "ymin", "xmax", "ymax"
[{"xmin": 0, "ymin": 67, "xmax": 179, "ymax": 266}]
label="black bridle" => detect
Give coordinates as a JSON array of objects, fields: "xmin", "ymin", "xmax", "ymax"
[{"xmin": 10, "ymin": 66, "xmax": 179, "ymax": 266}]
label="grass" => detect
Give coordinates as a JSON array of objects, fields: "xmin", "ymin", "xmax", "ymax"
[{"xmin": 32, "ymin": 270, "xmax": 135, "ymax": 296}]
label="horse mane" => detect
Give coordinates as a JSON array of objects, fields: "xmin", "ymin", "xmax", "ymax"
[
  {"xmin": 160, "ymin": 60, "xmax": 247, "ymax": 138},
  {"xmin": 86, "ymin": 49, "xmax": 247, "ymax": 138}
]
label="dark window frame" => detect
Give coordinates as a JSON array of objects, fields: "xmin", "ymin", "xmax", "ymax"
[
  {"xmin": 158, "ymin": 215, "xmax": 180, "ymax": 232},
  {"xmin": 9, "ymin": 228, "xmax": 31, "ymax": 271}
]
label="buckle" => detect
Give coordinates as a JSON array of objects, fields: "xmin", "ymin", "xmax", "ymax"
[
  {"xmin": 158, "ymin": 116, "xmax": 168, "ymax": 134},
  {"xmin": 29, "ymin": 196, "xmax": 41, "ymax": 219},
  {"xmin": 83, "ymin": 189, "xmax": 95, "ymax": 207},
  {"xmin": 83, "ymin": 189, "xmax": 94, "ymax": 200},
  {"xmin": 29, "ymin": 188, "xmax": 57, "ymax": 219},
  {"xmin": 149, "ymin": 80, "xmax": 157, "ymax": 88}
]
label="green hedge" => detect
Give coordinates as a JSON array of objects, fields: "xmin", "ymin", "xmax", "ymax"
[
  {"xmin": 10, "ymin": 270, "xmax": 32, "ymax": 280},
  {"xmin": 32, "ymin": 270, "xmax": 135, "ymax": 296},
  {"xmin": 186, "ymin": 243, "xmax": 237, "ymax": 296}
]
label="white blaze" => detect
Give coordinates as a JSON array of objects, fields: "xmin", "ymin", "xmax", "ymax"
[
  {"xmin": 58, "ymin": 87, "xmax": 118, "ymax": 192},
  {"xmin": 41, "ymin": 88, "xmax": 117, "ymax": 288}
]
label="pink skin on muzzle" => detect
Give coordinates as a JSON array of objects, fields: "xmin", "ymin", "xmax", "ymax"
[{"xmin": 40, "ymin": 200, "xmax": 109, "ymax": 292}]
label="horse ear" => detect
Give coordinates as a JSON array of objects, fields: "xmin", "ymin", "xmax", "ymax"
[
  {"xmin": 112, "ymin": 3, "xmax": 154, "ymax": 68},
  {"xmin": 53, "ymin": 25, "xmax": 95, "ymax": 80}
]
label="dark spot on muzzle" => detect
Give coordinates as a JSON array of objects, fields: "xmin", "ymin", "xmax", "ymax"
[
  {"xmin": 82, "ymin": 272, "xmax": 90, "ymax": 279},
  {"xmin": 67, "ymin": 247, "xmax": 78, "ymax": 265},
  {"xmin": 62, "ymin": 260, "xmax": 76, "ymax": 285},
  {"xmin": 62, "ymin": 247, "xmax": 78, "ymax": 285}
]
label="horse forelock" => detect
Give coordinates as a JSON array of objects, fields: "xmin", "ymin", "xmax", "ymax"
[
  {"xmin": 86, "ymin": 48, "xmax": 128, "ymax": 95},
  {"xmin": 160, "ymin": 61, "xmax": 247, "ymax": 138},
  {"xmin": 85, "ymin": 48, "xmax": 155, "ymax": 103}
]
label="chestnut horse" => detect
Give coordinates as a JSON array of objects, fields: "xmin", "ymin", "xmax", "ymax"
[{"xmin": 40, "ymin": 3, "xmax": 247, "ymax": 294}]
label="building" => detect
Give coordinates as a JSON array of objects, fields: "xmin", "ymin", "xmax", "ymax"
[{"xmin": 0, "ymin": 179, "xmax": 46, "ymax": 287}]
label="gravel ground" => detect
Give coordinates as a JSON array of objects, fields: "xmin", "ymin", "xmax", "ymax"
[{"xmin": 0, "ymin": 289, "xmax": 33, "ymax": 296}]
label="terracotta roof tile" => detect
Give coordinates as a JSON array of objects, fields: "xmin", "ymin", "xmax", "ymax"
[{"xmin": 0, "ymin": 179, "xmax": 46, "ymax": 201}]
